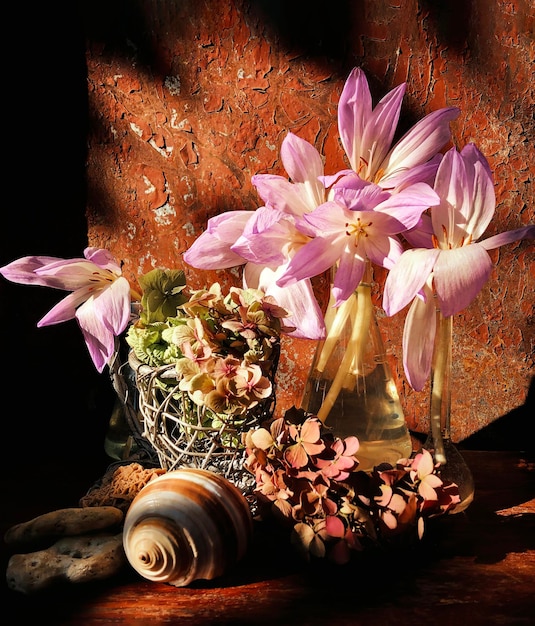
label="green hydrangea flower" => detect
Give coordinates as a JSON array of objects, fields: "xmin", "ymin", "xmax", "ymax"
[{"xmin": 138, "ymin": 268, "xmax": 188, "ymax": 324}]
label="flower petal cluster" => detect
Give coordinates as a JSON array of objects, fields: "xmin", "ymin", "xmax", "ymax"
[
  {"xmin": 244, "ymin": 408, "xmax": 460, "ymax": 564},
  {"xmin": 276, "ymin": 176, "xmax": 440, "ymax": 306},
  {"xmin": 183, "ymin": 66, "xmax": 458, "ymax": 336},
  {"xmin": 383, "ymin": 144, "xmax": 535, "ymax": 390},
  {"xmin": 338, "ymin": 67, "xmax": 460, "ymax": 190},
  {"xmin": 127, "ymin": 281, "xmax": 291, "ymax": 418},
  {"xmin": 183, "ymin": 132, "xmax": 328, "ymax": 340},
  {"xmin": 0, "ymin": 247, "xmax": 134, "ymax": 372}
]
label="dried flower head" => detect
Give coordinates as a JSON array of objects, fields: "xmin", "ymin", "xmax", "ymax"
[
  {"xmin": 127, "ymin": 272, "xmax": 291, "ymax": 419},
  {"xmin": 244, "ymin": 408, "xmax": 460, "ymax": 564}
]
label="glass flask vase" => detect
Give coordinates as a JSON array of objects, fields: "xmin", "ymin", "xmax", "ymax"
[{"xmin": 301, "ymin": 264, "xmax": 413, "ymax": 472}]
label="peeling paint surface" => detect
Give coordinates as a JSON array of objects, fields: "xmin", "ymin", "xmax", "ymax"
[{"xmin": 84, "ymin": 0, "xmax": 534, "ymax": 442}]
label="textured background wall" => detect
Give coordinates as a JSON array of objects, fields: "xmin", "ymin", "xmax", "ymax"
[
  {"xmin": 81, "ymin": 0, "xmax": 534, "ymax": 445},
  {"xmin": 81, "ymin": 0, "xmax": 534, "ymax": 443}
]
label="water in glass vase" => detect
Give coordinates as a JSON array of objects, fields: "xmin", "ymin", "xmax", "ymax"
[
  {"xmin": 301, "ymin": 274, "xmax": 413, "ymax": 472},
  {"xmin": 304, "ymin": 362, "xmax": 413, "ymax": 471}
]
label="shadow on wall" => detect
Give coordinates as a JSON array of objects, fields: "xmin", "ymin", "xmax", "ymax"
[
  {"xmin": 249, "ymin": 0, "xmax": 354, "ymax": 61},
  {"xmin": 460, "ymin": 376, "xmax": 535, "ymax": 454},
  {"xmin": 419, "ymin": 0, "xmax": 472, "ymax": 52}
]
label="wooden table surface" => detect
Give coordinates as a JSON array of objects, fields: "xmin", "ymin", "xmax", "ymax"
[{"xmin": 2, "ymin": 449, "xmax": 534, "ymax": 625}]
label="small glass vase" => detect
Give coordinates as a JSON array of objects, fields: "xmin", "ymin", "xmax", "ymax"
[
  {"xmin": 423, "ymin": 308, "xmax": 475, "ymax": 514},
  {"xmin": 301, "ymin": 263, "xmax": 413, "ymax": 472}
]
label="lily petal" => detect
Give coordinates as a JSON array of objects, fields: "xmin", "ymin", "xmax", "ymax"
[
  {"xmin": 403, "ymin": 214, "xmax": 434, "ymax": 248},
  {"xmin": 460, "ymin": 142, "xmax": 492, "ymax": 177},
  {"xmin": 281, "ymin": 132, "xmax": 324, "ymax": 186},
  {"xmin": 300, "ymin": 200, "xmax": 350, "ymax": 233},
  {"xmin": 433, "ymin": 245, "xmax": 493, "ymax": 317},
  {"xmin": 277, "ymin": 234, "xmax": 342, "ymax": 288},
  {"xmin": 432, "ymin": 148, "xmax": 467, "ymax": 247},
  {"xmin": 183, "ymin": 211, "xmax": 253, "ymax": 269},
  {"xmin": 464, "ymin": 153, "xmax": 496, "ymax": 240},
  {"xmin": 252, "ymin": 174, "xmax": 313, "ymax": 216},
  {"xmin": 244, "ymin": 263, "xmax": 325, "ymax": 339},
  {"xmin": 383, "ymin": 248, "xmax": 440, "ymax": 316},
  {"xmin": 37, "ymin": 286, "xmax": 95, "ymax": 326},
  {"xmin": 374, "ymin": 182, "xmax": 440, "ymax": 230},
  {"xmin": 363, "ymin": 234, "xmax": 404, "ymax": 271},
  {"xmin": 480, "ymin": 225, "xmax": 535, "ymax": 250},
  {"xmin": 207, "ymin": 210, "xmax": 253, "ymax": 239},
  {"xmin": 382, "ymin": 107, "xmax": 460, "ymax": 182},
  {"xmin": 361, "ymin": 81, "xmax": 406, "ymax": 177},
  {"xmin": 0, "ymin": 255, "xmax": 80, "ymax": 288},
  {"xmin": 92, "ymin": 276, "xmax": 132, "ymax": 336},
  {"xmin": 84, "ymin": 246, "xmax": 123, "ymax": 273},
  {"xmin": 335, "ymin": 176, "xmax": 391, "ymax": 208},
  {"xmin": 232, "ymin": 208, "xmax": 306, "ymax": 266},
  {"xmin": 403, "ymin": 285, "xmax": 436, "ymax": 391},
  {"xmin": 35, "ymin": 259, "xmax": 117, "ymax": 291},
  {"xmin": 380, "ymin": 154, "xmax": 443, "ymax": 191},
  {"xmin": 76, "ymin": 298, "xmax": 116, "ymax": 373},
  {"xmin": 251, "ymin": 133, "xmax": 326, "ymax": 217},
  {"xmin": 333, "ymin": 252, "xmax": 366, "ymax": 305},
  {"xmin": 338, "ymin": 67, "xmax": 373, "ymax": 173}
]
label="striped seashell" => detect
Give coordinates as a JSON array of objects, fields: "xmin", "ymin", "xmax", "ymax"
[{"xmin": 122, "ymin": 468, "xmax": 253, "ymax": 587}]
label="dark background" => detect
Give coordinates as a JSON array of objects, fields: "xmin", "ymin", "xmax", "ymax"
[{"xmin": 2, "ymin": 5, "xmax": 113, "ymax": 500}]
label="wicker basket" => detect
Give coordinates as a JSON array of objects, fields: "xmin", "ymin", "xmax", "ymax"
[
  {"xmin": 108, "ymin": 343, "xmax": 159, "ymax": 463},
  {"xmin": 127, "ymin": 349, "xmax": 279, "ymax": 492}
]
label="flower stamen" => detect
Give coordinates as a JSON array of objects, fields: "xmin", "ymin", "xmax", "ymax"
[
  {"xmin": 346, "ymin": 217, "xmax": 373, "ymax": 246},
  {"xmin": 357, "ymin": 156, "xmax": 369, "ymax": 176},
  {"xmin": 373, "ymin": 168, "xmax": 385, "ymax": 184}
]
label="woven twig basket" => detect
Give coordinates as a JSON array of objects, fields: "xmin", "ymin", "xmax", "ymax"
[{"xmin": 127, "ymin": 349, "xmax": 279, "ymax": 492}]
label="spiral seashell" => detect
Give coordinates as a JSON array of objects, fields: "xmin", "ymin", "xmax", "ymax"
[{"xmin": 122, "ymin": 468, "xmax": 253, "ymax": 587}]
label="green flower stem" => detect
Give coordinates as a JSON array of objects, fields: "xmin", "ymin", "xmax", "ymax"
[
  {"xmin": 316, "ymin": 279, "xmax": 372, "ymax": 424},
  {"xmin": 429, "ymin": 309, "xmax": 452, "ymax": 465}
]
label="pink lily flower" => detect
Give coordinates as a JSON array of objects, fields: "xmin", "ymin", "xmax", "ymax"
[
  {"xmin": 251, "ymin": 131, "xmax": 327, "ymax": 216},
  {"xmin": 184, "ymin": 212, "xmax": 325, "ymax": 339},
  {"xmin": 0, "ymin": 247, "xmax": 134, "ymax": 372},
  {"xmin": 383, "ymin": 144, "xmax": 535, "ymax": 390},
  {"xmin": 276, "ymin": 177, "xmax": 440, "ymax": 306},
  {"xmin": 338, "ymin": 67, "xmax": 460, "ymax": 190},
  {"xmin": 182, "ymin": 211, "xmax": 253, "ymax": 269},
  {"xmin": 183, "ymin": 132, "xmax": 328, "ymax": 339},
  {"xmin": 183, "ymin": 209, "xmax": 326, "ymax": 339},
  {"xmin": 232, "ymin": 206, "xmax": 311, "ymax": 266}
]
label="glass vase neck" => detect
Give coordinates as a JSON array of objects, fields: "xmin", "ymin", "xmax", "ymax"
[
  {"xmin": 429, "ymin": 309, "xmax": 452, "ymax": 463},
  {"xmin": 426, "ymin": 306, "xmax": 475, "ymax": 513}
]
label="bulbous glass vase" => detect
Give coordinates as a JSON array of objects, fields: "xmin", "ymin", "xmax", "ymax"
[{"xmin": 301, "ymin": 264, "xmax": 413, "ymax": 472}]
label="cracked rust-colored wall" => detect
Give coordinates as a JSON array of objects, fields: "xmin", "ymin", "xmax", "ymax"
[{"xmin": 83, "ymin": 0, "xmax": 534, "ymax": 442}]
